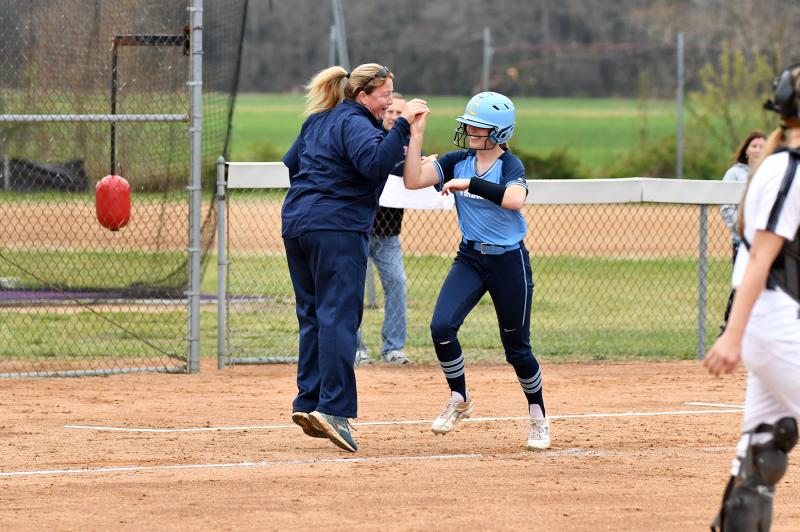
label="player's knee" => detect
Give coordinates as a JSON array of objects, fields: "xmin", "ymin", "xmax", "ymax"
[
  {"xmin": 430, "ymin": 317, "xmax": 455, "ymax": 343},
  {"xmin": 499, "ymin": 330, "xmax": 530, "ymax": 363},
  {"xmin": 773, "ymin": 417, "xmax": 798, "ymax": 453},
  {"xmin": 749, "ymin": 417, "xmax": 797, "ymax": 485},
  {"xmin": 504, "ymin": 348, "xmax": 532, "ymax": 365}
]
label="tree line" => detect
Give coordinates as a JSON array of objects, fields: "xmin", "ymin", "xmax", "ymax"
[{"xmin": 238, "ymin": 0, "xmax": 800, "ymax": 97}]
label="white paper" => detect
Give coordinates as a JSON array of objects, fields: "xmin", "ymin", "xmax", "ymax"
[{"xmin": 378, "ymin": 174, "xmax": 454, "ymax": 210}]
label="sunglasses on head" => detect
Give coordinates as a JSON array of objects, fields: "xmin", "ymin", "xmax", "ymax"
[{"xmin": 357, "ymin": 65, "xmax": 390, "ymax": 93}]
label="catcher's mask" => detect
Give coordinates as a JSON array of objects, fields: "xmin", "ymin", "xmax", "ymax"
[
  {"xmin": 763, "ymin": 62, "xmax": 800, "ymax": 118},
  {"xmin": 454, "ymin": 92, "xmax": 516, "ymax": 150}
]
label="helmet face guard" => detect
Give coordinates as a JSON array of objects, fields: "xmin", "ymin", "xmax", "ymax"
[
  {"xmin": 453, "ymin": 92, "xmax": 516, "ymax": 149},
  {"xmin": 453, "ymin": 121, "xmax": 495, "ymax": 150}
]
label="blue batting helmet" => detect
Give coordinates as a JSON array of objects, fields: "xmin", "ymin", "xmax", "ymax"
[{"xmin": 454, "ymin": 92, "xmax": 516, "ymax": 149}]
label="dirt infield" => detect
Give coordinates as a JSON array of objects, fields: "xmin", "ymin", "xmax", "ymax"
[{"xmin": 1, "ymin": 360, "xmax": 798, "ymax": 531}]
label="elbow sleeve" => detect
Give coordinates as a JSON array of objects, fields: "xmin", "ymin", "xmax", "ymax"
[{"xmin": 468, "ymin": 178, "xmax": 506, "ymax": 206}]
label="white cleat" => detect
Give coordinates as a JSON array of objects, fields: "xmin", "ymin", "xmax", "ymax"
[
  {"xmin": 431, "ymin": 398, "xmax": 473, "ymax": 435},
  {"xmin": 527, "ymin": 417, "xmax": 551, "ymax": 450}
]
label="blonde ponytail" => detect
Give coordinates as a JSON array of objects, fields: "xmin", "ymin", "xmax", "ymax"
[{"xmin": 303, "ymin": 66, "xmax": 348, "ymax": 116}]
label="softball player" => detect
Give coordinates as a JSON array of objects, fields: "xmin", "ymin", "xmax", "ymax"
[
  {"xmin": 704, "ymin": 64, "xmax": 800, "ymax": 531},
  {"xmin": 403, "ymin": 92, "xmax": 549, "ymax": 450}
]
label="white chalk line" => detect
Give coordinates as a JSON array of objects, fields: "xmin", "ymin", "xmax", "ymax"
[
  {"xmin": 684, "ymin": 401, "xmax": 744, "ymax": 409},
  {"xmin": 0, "ymin": 453, "xmax": 482, "ymax": 478},
  {"xmin": 63, "ymin": 402, "xmax": 743, "ymax": 434}
]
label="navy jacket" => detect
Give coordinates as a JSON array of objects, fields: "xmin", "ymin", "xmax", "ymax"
[{"xmin": 281, "ymin": 99, "xmax": 411, "ymax": 238}]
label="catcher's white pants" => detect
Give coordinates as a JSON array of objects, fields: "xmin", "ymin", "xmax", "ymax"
[{"xmin": 731, "ymin": 291, "xmax": 800, "ymax": 474}]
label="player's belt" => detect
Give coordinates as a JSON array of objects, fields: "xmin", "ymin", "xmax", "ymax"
[{"xmin": 463, "ymin": 239, "xmax": 520, "ymax": 255}]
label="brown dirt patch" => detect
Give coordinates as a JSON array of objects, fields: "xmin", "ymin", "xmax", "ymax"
[
  {"xmin": 0, "ymin": 200, "xmax": 196, "ymax": 253},
  {"xmin": 0, "ymin": 360, "xmax": 797, "ymax": 531}
]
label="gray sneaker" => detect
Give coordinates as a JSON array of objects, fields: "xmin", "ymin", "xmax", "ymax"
[
  {"xmin": 381, "ymin": 349, "xmax": 411, "ymax": 365},
  {"xmin": 354, "ymin": 348, "xmax": 373, "ymax": 367},
  {"xmin": 309, "ymin": 411, "xmax": 358, "ymax": 452}
]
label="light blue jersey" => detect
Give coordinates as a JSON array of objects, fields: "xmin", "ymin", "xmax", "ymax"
[{"xmin": 434, "ymin": 149, "xmax": 528, "ymax": 246}]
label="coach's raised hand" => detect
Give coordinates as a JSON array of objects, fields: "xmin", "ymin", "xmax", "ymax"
[{"xmin": 401, "ymin": 98, "xmax": 429, "ymax": 126}]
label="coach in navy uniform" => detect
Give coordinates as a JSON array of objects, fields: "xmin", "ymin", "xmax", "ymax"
[{"xmin": 282, "ymin": 63, "xmax": 428, "ymax": 453}]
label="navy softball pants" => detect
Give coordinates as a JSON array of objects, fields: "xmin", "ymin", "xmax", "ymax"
[
  {"xmin": 284, "ymin": 230, "xmax": 368, "ymax": 418},
  {"xmin": 431, "ymin": 242, "xmax": 535, "ymax": 364}
]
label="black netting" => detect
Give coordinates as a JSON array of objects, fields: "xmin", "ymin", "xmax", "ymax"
[{"xmin": 0, "ymin": 0, "xmax": 247, "ymax": 375}]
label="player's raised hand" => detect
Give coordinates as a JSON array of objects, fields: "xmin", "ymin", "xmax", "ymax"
[{"xmin": 401, "ymin": 98, "xmax": 429, "ymax": 126}]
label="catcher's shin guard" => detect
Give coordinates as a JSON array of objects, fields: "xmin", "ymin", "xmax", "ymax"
[{"xmin": 711, "ymin": 417, "xmax": 798, "ymax": 532}]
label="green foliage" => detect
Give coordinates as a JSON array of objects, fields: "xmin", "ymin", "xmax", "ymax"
[
  {"xmin": 513, "ymin": 147, "xmax": 585, "ymax": 179},
  {"xmin": 602, "ymin": 44, "xmax": 783, "ymax": 181},
  {"xmin": 604, "ymin": 136, "xmax": 721, "ymax": 180},
  {"xmin": 204, "ymin": 250, "xmax": 733, "ymax": 362},
  {"xmin": 687, "ymin": 43, "xmax": 780, "ymax": 157}
]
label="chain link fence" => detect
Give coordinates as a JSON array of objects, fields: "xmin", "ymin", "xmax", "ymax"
[
  {"xmin": 220, "ymin": 170, "xmax": 740, "ymax": 366},
  {"xmin": 0, "ymin": 0, "xmax": 246, "ymax": 376}
]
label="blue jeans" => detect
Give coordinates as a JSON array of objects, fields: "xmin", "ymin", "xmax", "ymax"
[{"xmin": 357, "ymin": 234, "xmax": 407, "ymax": 354}]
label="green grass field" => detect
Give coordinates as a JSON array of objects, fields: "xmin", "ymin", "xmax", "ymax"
[
  {"xmin": 230, "ymin": 94, "xmax": 677, "ymax": 177},
  {"xmin": 207, "ymin": 251, "xmax": 732, "ymax": 363},
  {"xmin": 1, "ymin": 249, "xmax": 730, "ymax": 363}
]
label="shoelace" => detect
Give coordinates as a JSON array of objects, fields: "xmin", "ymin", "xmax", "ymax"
[
  {"xmin": 440, "ymin": 398, "xmax": 461, "ymax": 419},
  {"xmin": 333, "ymin": 417, "xmax": 357, "ymax": 433},
  {"xmin": 529, "ymin": 419, "xmax": 547, "ymax": 437}
]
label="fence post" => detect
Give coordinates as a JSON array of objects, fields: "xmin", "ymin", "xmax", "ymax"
[
  {"xmin": 331, "ymin": 0, "xmax": 350, "ymax": 70},
  {"xmin": 481, "ymin": 27, "xmax": 492, "ymax": 92},
  {"xmin": 216, "ymin": 157, "xmax": 227, "ymax": 369},
  {"xmin": 187, "ymin": 0, "xmax": 204, "ymax": 374},
  {"xmin": 697, "ymin": 204, "xmax": 708, "ymax": 359},
  {"xmin": 676, "ymin": 31, "xmax": 685, "ymax": 180}
]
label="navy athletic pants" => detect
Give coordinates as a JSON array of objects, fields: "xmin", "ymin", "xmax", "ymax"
[
  {"xmin": 284, "ymin": 230, "xmax": 368, "ymax": 418},
  {"xmin": 431, "ymin": 241, "xmax": 535, "ymax": 364}
]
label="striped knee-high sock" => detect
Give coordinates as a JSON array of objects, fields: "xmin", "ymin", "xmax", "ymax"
[
  {"xmin": 434, "ymin": 338, "xmax": 467, "ymax": 401},
  {"xmin": 511, "ymin": 357, "xmax": 545, "ymax": 417}
]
